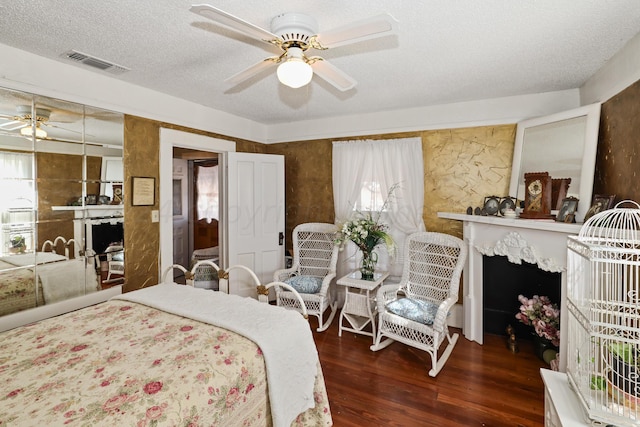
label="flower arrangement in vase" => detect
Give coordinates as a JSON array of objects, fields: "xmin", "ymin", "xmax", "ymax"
[
  {"xmin": 516, "ymin": 294, "xmax": 560, "ymax": 345},
  {"xmin": 335, "ymin": 186, "xmax": 397, "ymax": 280}
]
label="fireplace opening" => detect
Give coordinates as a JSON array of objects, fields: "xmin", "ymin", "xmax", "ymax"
[
  {"xmin": 482, "ymin": 255, "xmax": 561, "ymax": 340},
  {"xmin": 88, "ymin": 222, "xmax": 123, "ymax": 254}
]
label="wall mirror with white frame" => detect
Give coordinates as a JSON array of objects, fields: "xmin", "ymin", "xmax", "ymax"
[
  {"xmin": 0, "ymin": 86, "xmax": 124, "ymax": 321},
  {"xmin": 509, "ymin": 103, "xmax": 601, "ymax": 223}
]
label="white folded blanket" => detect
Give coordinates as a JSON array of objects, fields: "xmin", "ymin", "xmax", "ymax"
[
  {"xmin": 113, "ymin": 284, "xmax": 319, "ymax": 427},
  {"xmin": 0, "ymin": 252, "xmax": 66, "ymax": 266},
  {"xmin": 38, "ymin": 259, "xmax": 93, "ymax": 304}
]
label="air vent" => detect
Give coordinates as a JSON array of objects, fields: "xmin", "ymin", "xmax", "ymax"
[{"xmin": 60, "ymin": 50, "xmax": 130, "ymax": 75}]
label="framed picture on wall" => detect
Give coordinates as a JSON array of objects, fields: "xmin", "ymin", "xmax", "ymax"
[{"xmin": 132, "ymin": 177, "xmax": 155, "ymax": 206}]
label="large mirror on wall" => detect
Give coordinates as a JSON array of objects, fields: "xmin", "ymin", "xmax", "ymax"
[
  {"xmin": 508, "ymin": 103, "xmax": 601, "ymax": 223},
  {"xmin": 0, "ymin": 86, "xmax": 124, "ymax": 320}
]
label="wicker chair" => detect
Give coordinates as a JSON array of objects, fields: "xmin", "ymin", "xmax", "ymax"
[
  {"xmin": 370, "ymin": 232, "xmax": 467, "ymax": 377},
  {"xmin": 190, "ymin": 246, "xmax": 220, "ymax": 289},
  {"xmin": 273, "ymin": 223, "xmax": 339, "ymax": 332}
]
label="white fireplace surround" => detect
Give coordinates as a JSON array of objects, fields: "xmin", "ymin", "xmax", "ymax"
[
  {"xmin": 52, "ymin": 205, "xmax": 123, "ymax": 258},
  {"xmin": 438, "ymin": 212, "xmax": 583, "ymax": 372}
]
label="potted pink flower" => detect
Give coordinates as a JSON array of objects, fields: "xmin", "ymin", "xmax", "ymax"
[{"xmin": 516, "ymin": 294, "xmax": 560, "ymax": 361}]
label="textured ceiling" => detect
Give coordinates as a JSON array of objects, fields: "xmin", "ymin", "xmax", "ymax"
[{"xmin": 1, "ymin": 1, "xmax": 640, "ymax": 125}]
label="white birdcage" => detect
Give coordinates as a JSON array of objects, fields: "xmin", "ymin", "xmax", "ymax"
[{"xmin": 567, "ymin": 200, "xmax": 640, "ymax": 426}]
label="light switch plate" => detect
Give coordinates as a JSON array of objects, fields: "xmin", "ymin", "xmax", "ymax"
[{"xmin": 151, "ymin": 210, "xmax": 159, "ymax": 222}]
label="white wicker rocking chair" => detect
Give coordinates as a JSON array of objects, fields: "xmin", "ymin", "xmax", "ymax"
[
  {"xmin": 370, "ymin": 232, "xmax": 467, "ymax": 377},
  {"xmin": 273, "ymin": 223, "xmax": 339, "ymax": 332}
]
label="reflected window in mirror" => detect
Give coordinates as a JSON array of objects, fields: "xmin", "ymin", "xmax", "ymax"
[{"xmin": 0, "ymin": 152, "xmax": 35, "ymax": 254}]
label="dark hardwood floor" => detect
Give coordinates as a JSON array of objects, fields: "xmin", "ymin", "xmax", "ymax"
[{"xmin": 312, "ymin": 320, "xmax": 547, "ymax": 427}]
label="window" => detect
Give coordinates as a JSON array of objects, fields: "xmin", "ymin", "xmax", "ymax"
[
  {"xmin": 332, "ymin": 137, "xmax": 426, "ymax": 279},
  {"xmin": 195, "ymin": 164, "xmax": 219, "ymax": 222},
  {"xmin": 356, "ymin": 181, "xmax": 387, "ymax": 212}
]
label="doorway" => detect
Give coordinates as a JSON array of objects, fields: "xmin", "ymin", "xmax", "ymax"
[
  {"xmin": 159, "ymin": 129, "xmax": 286, "ymax": 296},
  {"xmin": 172, "ymin": 148, "xmax": 220, "ymax": 281},
  {"xmin": 159, "ymin": 129, "xmax": 235, "ymax": 280}
]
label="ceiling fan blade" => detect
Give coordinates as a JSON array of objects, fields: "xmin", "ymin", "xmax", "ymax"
[
  {"xmin": 310, "ymin": 59, "xmax": 356, "ymax": 91},
  {"xmin": 190, "ymin": 4, "xmax": 279, "ymax": 44},
  {"xmin": 225, "ymin": 57, "xmax": 279, "ymax": 86},
  {"xmin": 44, "ymin": 122, "xmax": 84, "ymax": 134},
  {"xmin": 314, "ymin": 14, "xmax": 398, "ymax": 49},
  {"xmin": 0, "ymin": 119, "xmax": 25, "ymax": 130}
]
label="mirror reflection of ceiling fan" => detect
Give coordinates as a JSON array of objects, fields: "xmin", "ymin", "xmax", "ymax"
[
  {"xmin": 190, "ymin": 4, "xmax": 398, "ymax": 91},
  {"xmin": 0, "ymin": 105, "xmax": 80, "ymax": 139}
]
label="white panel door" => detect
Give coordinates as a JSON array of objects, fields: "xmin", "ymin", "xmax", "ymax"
[
  {"xmin": 172, "ymin": 159, "xmax": 189, "ymax": 276},
  {"xmin": 226, "ymin": 153, "xmax": 285, "ymax": 297}
]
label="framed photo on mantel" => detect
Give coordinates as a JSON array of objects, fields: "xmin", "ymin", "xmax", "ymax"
[
  {"xmin": 583, "ymin": 194, "xmax": 616, "ymax": 221},
  {"xmin": 555, "ymin": 197, "xmax": 579, "ymax": 223},
  {"xmin": 520, "ymin": 172, "xmax": 554, "ymax": 219},
  {"xmin": 552, "ymin": 178, "xmax": 572, "ymax": 211}
]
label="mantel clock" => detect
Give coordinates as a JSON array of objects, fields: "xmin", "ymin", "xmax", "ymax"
[{"xmin": 520, "ymin": 172, "xmax": 553, "ymax": 219}]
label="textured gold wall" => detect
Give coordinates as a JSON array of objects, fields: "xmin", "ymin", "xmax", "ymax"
[
  {"xmin": 594, "ymin": 79, "xmax": 640, "ymax": 202},
  {"xmin": 266, "ymin": 140, "xmax": 334, "ymax": 250},
  {"xmin": 422, "ymin": 125, "xmax": 516, "ymax": 238},
  {"xmin": 123, "ymin": 116, "xmax": 160, "ymax": 292}
]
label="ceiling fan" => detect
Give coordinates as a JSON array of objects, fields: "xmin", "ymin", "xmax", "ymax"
[
  {"xmin": 0, "ymin": 106, "xmax": 79, "ymax": 139},
  {"xmin": 190, "ymin": 4, "xmax": 398, "ymax": 91}
]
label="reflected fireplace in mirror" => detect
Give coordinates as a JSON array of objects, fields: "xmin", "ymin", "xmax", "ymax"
[
  {"xmin": 89, "ymin": 221, "xmax": 124, "ymax": 255},
  {"xmin": 89, "ymin": 221, "xmax": 124, "ymax": 287}
]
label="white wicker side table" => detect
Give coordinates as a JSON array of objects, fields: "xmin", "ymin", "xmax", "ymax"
[{"xmin": 337, "ymin": 271, "xmax": 389, "ymax": 343}]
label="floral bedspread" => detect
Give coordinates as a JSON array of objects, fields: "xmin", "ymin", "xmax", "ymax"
[
  {"xmin": 0, "ymin": 299, "xmax": 332, "ymax": 426},
  {"xmin": 0, "ymin": 259, "xmax": 44, "ymax": 316}
]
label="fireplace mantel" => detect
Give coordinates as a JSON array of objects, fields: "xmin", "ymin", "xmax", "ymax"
[
  {"xmin": 438, "ymin": 212, "xmax": 583, "ymax": 372},
  {"xmin": 52, "ymin": 205, "xmax": 124, "ymax": 218}
]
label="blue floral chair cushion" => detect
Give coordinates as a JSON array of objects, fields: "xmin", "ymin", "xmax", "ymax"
[
  {"xmin": 385, "ymin": 297, "xmax": 440, "ymax": 325},
  {"xmin": 284, "ymin": 275, "xmax": 323, "ymax": 294}
]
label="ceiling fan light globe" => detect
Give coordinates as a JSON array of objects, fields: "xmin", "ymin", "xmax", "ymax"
[
  {"xmin": 277, "ymin": 59, "xmax": 313, "ymax": 89},
  {"xmin": 20, "ymin": 125, "xmax": 47, "ymax": 139}
]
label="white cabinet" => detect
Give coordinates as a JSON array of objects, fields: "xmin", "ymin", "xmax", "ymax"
[{"xmin": 541, "ymin": 369, "xmax": 590, "ymax": 427}]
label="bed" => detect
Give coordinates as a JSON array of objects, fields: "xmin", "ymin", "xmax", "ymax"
[
  {"xmin": 0, "ymin": 280, "xmax": 333, "ymax": 426},
  {"xmin": 0, "ymin": 240, "xmax": 100, "ymax": 316}
]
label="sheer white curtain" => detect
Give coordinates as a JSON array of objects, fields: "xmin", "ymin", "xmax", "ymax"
[
  {"xmin": 196, "ymin": 165, "xmax": 219, "ymax": 222},
  {"xmin": 332, "ymin": 137, "xmax": 426, "ymax": 282},
  {"xmin": 0, "ymin": 152, "xmax": 34, "ymax": 211}
]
